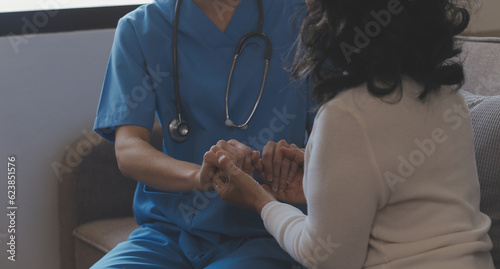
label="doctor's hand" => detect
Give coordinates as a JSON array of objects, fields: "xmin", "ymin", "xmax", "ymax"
[
  {"xmin": 214, "ymin": 140, "xmax": 260, "ymax": 176},
  {"xmin": 195, "ymin": 150, "xmax": 228, "ymax": 191},
  {"xmin": 263, "ymin": 147, "xmax": 307, "ymax": 205},
  {"xmin": 256, "ymin": 140, "xmax": 300, "ymax": 192},
  {"xmin": 212, "ymin": 152, "xmax": 276, "ymax": 213}
]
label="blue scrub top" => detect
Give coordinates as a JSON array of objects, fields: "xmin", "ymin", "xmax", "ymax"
[{"xmin": 94, "ymin": 0, "xmax": 315, "ymax": 243}]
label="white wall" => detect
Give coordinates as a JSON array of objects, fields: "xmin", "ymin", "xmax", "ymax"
[
  {"xmin": 467, "ymin": 0, "xmax": 500, "ymax": 35},
  {"xmin": 0, "ymin": 29, "xmax": 115, "ymax": 269}
]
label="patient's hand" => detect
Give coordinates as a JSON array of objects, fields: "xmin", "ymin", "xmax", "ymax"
[
  {"xmin": 212, "ymin": 152, "xmax": 276, "ymax": 213},
  {"xmin": 256, "ymin": 140, "xmax": 301, "ymax": 192},
  {"xmin": 263, "ymin": 147, "xmax": 306, "ymax": 205}
]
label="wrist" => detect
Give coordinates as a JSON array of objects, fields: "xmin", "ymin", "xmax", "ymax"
[
  {"xmin": 253, "ymin": 190, "xmax": 275, "ymax": 214},
  {"xmin": 190, "ymin": 166, "xmax": 204, "ymax": 191}
]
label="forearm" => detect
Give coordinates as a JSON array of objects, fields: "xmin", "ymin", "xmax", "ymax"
[
  {"xmin": 261, "ymin": 201, "xmax": 312, "ymax": 266},
  {"xmin": 116, "ymin": 136, "xmax": 202, "ymax": 192}
]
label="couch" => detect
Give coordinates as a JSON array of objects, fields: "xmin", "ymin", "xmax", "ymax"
[
  {"xmin": 58, "ymin": 127, "xmax": 162, "ymax": 269},
  {"xmin": 57, "ymin": 36, "xmax": 500, "ymax": 269}
]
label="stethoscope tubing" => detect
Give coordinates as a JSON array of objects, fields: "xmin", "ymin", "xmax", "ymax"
[
  {"xmin": 171, "ymin": 0, "xmax": 271, "ymax": 140},
  {"xmin": 172, "ymin": 0, "xmax": 184, "ymax": 122}
]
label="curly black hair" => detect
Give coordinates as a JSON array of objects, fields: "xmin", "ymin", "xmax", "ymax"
[{"xmin": 292, "ymin": 0, "xmax": 470, "ymax": 106}]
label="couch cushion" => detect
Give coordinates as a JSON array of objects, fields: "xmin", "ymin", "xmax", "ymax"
[
  {"xmin": 73, "ymin": 217, "xmax": 139, "ymax": 254},
  {"xmin": 462, "ymin": 90, "xmax": 500, "ymax": 267},
  {"xmin": 75, "ymin": 238, "xmax": 108, "ymax": 269},
  {"xmin": 459, "ymin": 36, "xmax": 500, "ymax": 96}
]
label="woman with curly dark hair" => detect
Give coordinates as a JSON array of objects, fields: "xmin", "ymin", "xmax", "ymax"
[{"xmin": 207, "ymin": 0, "xmax": 496, "ymax": 268}]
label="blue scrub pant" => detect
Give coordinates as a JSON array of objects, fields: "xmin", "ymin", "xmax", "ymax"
[{"xmin": 90, "ymin": 222, "xmax": 304, "ymax": 269}]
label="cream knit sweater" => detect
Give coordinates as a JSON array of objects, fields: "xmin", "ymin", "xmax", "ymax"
[{"xmin": 261, "ymin": 79, "xmax": 494, "ymax": 269}]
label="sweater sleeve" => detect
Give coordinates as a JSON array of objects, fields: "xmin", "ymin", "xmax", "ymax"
[{"xmin": 261, "ymin": 101, "xmax": 385, "ymax": 269}]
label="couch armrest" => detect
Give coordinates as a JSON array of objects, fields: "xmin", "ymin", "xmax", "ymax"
[{"xmin": 58, "ymin": 124, "xmax": 163, "ymax": 269}]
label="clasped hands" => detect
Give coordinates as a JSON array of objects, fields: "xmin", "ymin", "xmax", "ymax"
[{"xmin": 197, "ymin": 139, "xmax": 306, "ymax": 213}]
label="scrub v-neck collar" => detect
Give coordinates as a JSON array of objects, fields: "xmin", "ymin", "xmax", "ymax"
[{"xmin": 184, "ymin": 0, "xmax": 264, "ymax": 49}]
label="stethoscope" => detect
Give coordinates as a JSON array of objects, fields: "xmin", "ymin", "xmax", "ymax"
[{"xmin": 169, "ymin": 0, "xmax": 272, "ymax": 142}]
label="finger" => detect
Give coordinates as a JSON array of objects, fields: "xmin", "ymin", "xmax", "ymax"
[
  {"xmin": 216, "ymin": 140, "xmax": 240, "ymax": 161},
  {"xmin": 272, "ymin": 188, "xmax": 287, "ymax": 201},
  {"xmin": 288, "ymin": 160, "xmax": 299, "ymax": 184},
  {"xmin": 282, "ymin": 147, "xmax": 304, "ymax": 184},
  {"xmin": 210, "ymin": 145, "xmax": 230, "ymax": 164},
  {"xmin": 256, "ymin": 159, "xmax": 265, "ymax": 176},
  {"xmin": 255, "ymin": 158, "xmax": 264, "ymax": 174},
  {"xmin": 228, "ymin": 139, "xmax": 253, "ymax": 175},
  {"xmin": 210, "ymin": 145, "xmax": 235, "ymax": 164},
  {"xmin": 213, "ymin": 171, "xmax": 227, "ymax": 188},
  {"xmin": 279, "ymin": 157, "xmax": 291, "ymax": 191},
  {"xmin": 203, "ymin": 151, "xmax": 216, "ymax": 168},
  {"xmin": 271, "ymin": 140, "xmax": 288, "ymax": 192},
  {"xmin": 212, "ymin": 176, "xmax": 224, "ymax": 186},
  {"xmin": 262, "ymin": 184, "xmax": 274, "ymax": 195},
  {"xmin": 216, "ymin": 151, "xmax": 244, "ymax": 178},
  {"xmin": 212, "ymin": 169, "xmax": 232, "ymax": 196},
  {"xmin": 272, "ymin": 140, "xmax": 286, "ymax": 181},
  {"xmin": 209, "ymin": 145, "xmax": 222, "ymax": 154},
  {"xmin": 243, "ymin": 150, "xmax": 260, "ymax": 176},
  {"xmin": 261, "ymin": 141, "xmax": 276, "ymax": 183},
  {"xmin": 212, "ymin": 144, "xmax": 238, "ymax": 164},
  {"xmin": 212, "ymin": 175, "xmax": 225, "ymax": 192},
  {"xmin": 217, "ymin": 140, "xmax": 245, "ymax": 169},
  {"xmin": 201, "ymin": 151, "xmax": 221, "ymax": 185},
  {"xmin": 281, "ymin": 147, "xmax": 304, "ymax": 164},
  {"xmin": 263, "ymin": 184, "xmax": 287, "ymax": 201},
  {"xmin": 256, "ymin": 159, "xmax": 269, "ymax": 184},
  {"xmin": 213, "ymin": 169, "xmax": 228, "ymax": 183},
  {"xmin": 251, "ymin": 151, "xmax": 260, "ymax": 168},
  {"xmin": 280, "ymin": 147, "xmax": 296, "ymax": 160},
  {"xmin": 213, "ymin": 180, "xmax": 229, "ymax": 197},
  {"xmin": 277, "ymin": 140, "xmax": 292, "ymax": 191}
]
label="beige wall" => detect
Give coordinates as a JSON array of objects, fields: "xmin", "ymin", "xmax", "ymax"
[
  {"xmin": 466, "ymin": 0, "xmax": 500, "ymax": 36},
  {"xmin": 0, "ymin": 29, "xmax": 114, "ymax": 269}
]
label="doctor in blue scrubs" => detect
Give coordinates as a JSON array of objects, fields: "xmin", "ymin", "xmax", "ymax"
[{"xmin": 91, "ymin": 0, "xmax": 315, "ymax": 268}]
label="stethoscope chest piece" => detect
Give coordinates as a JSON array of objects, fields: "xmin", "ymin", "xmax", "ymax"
[{"xmin": 169, "ymin": 118, "xmax": 190, "ymax": 142}]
